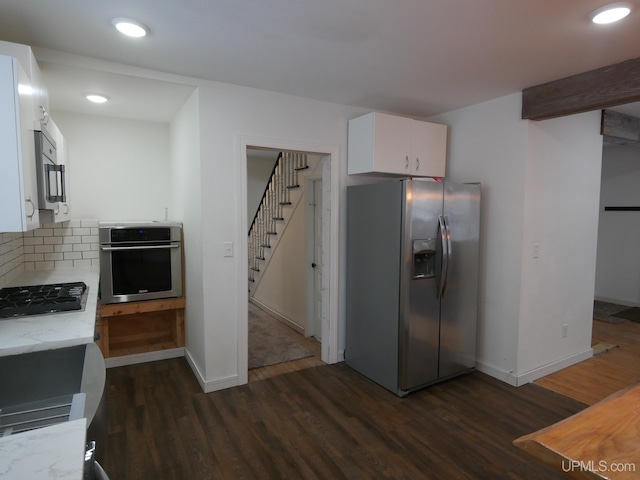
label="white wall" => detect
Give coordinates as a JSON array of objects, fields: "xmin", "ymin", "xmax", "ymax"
[
  {"xmin": 432, "ymin": 94, "xmax": 602, "ymax": 385},
  {"xmin": 193, "ymin": 80, "xmax": 367, "ymax": 391},
  {"xmin": 517, "ymin": 112, "xmax": 602, "ymax": 380},
  {"xmin": 51, "ymin": 112, "xmax": 171, "ymax": 221},
  {"xmin": 431, "ymin": 94, "xmax": 528, "ymax": 382},
  {"xmin": 169, "ymin": 90, "xmax": 205, "ymax": 379},
  {"xmin": 247, "ymin": 151, "xmax": 278, "ymax": 225},
  {"xmin": 595, "ymin": 145, "xmax": 640, "ymax": 306}
]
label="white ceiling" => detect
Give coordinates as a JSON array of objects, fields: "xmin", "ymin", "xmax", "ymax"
[{"xmin": 1, "ymin": 0, "xmax": 640, "ymax": 122}]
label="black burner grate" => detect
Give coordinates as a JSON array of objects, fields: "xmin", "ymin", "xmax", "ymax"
[{"xmin": 0, "ymin": 282, "xmax": 87, "ymax": 318}]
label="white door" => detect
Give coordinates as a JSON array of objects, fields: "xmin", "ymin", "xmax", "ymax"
[{"xmin": 310, "ymin": 179, "xmax": 323, "ymax": 341}]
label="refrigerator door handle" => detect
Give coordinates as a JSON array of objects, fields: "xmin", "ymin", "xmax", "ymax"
[
  {"xmin": 442, "ymin": 214, "xmax": 452, "ymax": 297},
  {"xmin": 437, "ymin": 214, "xmax": 450, "ymax": 299}
]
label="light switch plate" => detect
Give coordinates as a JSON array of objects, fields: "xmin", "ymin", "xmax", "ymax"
[{"xmin": 223, "ymin": 241, "xmax": 233, "ymax": 257}]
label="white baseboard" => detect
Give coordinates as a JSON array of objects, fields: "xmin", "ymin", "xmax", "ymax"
[
  {"xmin": 250, "ymin": 298, "xmax": 304, "ymax": 335},
  {"xmin": 476, "ymin": 347, "xmax": 594, "ymax": 387},
  {"xmin": 515, "ymin": 348, "xmax": 594, "ymax": 386},
  {"xmin": 475, "ymin": 362, "xmax": 518, "ymax": 386},
  {"xmin": 104, "ymin": 347, "xmax": 185, "ymax": 368},
  {"xmin": 184, "ymin": 349, "xmax": 241, "ymax": 393}
]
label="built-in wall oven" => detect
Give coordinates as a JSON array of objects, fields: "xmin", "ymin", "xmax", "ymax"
[{"xmin": 99, "ymin": 222, "xmax": 183, "ymax": 304}]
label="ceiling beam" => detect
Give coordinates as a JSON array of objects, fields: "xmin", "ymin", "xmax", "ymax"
[
  {"xmin": 521, "ymin": 57, "xmax": 640, "ymax": 121},
  {"xmin": 601, "ymin": 109, "xmax": 640, "ymax": 146}
]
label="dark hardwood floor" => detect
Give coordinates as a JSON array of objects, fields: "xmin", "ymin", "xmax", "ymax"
[{"xmin": 104, "ymin": 357, "xmax": 585, "ymax": 479}]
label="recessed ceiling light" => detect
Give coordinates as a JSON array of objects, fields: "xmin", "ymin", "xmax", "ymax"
[
  {"xmin": 590, "ymin": 3, "xmax": 632, "ymax": 24},
  {"xmin": 111, "ymin": 17, "xmax": 148, "ymax": 37},
  {"xmin": 86, "ymin": 94, "xmax": 109, "ymax": 104}
]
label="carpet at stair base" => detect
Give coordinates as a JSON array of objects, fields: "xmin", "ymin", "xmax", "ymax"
[{"xmin": 248, "ymin": 315, "xmax": 312, "ymax": 369}]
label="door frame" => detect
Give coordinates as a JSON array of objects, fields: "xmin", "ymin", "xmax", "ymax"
[
  {"xmin": 236, "ymin": 135, "xmax": 340, "ymax": 384},
  {"xmin": 305, "ymin": 168, "xmax": 326, "ymax": 340}
]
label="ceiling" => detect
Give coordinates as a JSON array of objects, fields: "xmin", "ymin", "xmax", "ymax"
[{"xmin": 1, "ymin": 0, "xmax": 640, "ymax": 122}]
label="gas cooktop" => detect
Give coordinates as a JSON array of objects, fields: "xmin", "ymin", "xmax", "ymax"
[{"xmin": 0, "ymin": 282, "xmax": 87, "ymax": 319}]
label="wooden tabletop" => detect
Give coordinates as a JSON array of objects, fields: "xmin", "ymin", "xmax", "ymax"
[{"xmin": 514, "ymin": 383, "xmax": 640, "ymax": 479}]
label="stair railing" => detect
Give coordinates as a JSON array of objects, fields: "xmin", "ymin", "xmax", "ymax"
[{"xmin": 248, "ymin": 151, "xmax": 309, "ymax": 288}]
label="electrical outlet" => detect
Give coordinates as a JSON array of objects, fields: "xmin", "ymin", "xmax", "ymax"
[
  {"xmin": 562, "ymin": 324, "xmax": 568, "ymax": 338},
  {"xmin": 533, "ymin": 243, "xmax": 540, "ymax": 258}
]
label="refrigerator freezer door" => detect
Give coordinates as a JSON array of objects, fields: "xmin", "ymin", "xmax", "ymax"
[
  {"xmin": 439, "ymin": 182, "xmax": 481, "ymax": 379},
  {"xmin": 399, "ymin": 180, "xmax": 443, "ymax": 391}
]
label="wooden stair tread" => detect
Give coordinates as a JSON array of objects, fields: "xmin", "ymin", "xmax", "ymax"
[{"xmin": 514, "ymin": 382, "xmax": 640, "ymax": 479}]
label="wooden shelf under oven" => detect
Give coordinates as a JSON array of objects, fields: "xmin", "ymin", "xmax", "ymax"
[{"xmin": 97, "ymin": 297, "xmax": 185, "ymax": 359}]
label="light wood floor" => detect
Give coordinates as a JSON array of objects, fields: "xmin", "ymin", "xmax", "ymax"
[
  {"xmin": 247, "ymin": 303, "xmax": 324, "ymax": 383},
  {"xmin": 535, "ymin": 316, "xmax": 640, "ymax": 405}
]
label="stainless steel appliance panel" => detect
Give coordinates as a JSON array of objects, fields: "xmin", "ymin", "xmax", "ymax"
[
  {"xmin": 345, "ymin": 179, "xmax": 480, "ymax": 396},
  {"xmin": 345, "ymin": 181, "xmax": 403, "ymax": 394},
  {"xmin": 439, "ymin": 182, "xmax": 481, "ymax": 379},
  {"xmin": 399, "ymin": 180, "xmax": 443, "ymax": 390}
]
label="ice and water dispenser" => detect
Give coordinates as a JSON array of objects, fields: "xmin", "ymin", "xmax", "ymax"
[{"xmin": 412, "ymin": 238, "xmax": 436, "ymax": 279}]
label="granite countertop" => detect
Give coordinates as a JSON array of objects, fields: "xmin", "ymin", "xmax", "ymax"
[
  {"xmin": 0, "ymin": 267, "xmax": 100, "ymax": 358},
  {"xmin": 0, "ymin": 419, "xmax": 87, "ymax": 479}
]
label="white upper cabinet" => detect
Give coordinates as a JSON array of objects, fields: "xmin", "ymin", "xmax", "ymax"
[
  {"xmin": 0, "ymin": 55, "xmax": 40, "ymax": 231},
  {"xmin": 348, "ymin": 112, "xmax": 447, "ymax": 177}
]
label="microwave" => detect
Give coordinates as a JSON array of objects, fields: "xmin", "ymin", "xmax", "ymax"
[{"xmin": 35, "ymin": 128, "xmax": 66, "ymax": 210}]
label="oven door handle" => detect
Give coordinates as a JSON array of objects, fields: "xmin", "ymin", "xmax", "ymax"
[{"xmin": 99, "ymin": 244, "xmax": 181, "ymax": 251}]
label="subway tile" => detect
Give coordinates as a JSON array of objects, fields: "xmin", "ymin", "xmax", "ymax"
[
  {"xmin": 54, "ymin": 244, "xmax": 73, "ymax": 253},
  {"xmin": 23, "ymin": 237, "xmax": 44, "ymax": 246},
  {"xmin": 23, "ymin": 262, "xmax": 35, "ymax": 271},
  {"xmin": 44, "ymin": 252, "xmax": 64, "ymax": 261},
  {"xmin": 35, "ymin": 261, "xmax": 55, "ymax": 270},
  {"xmin": 66, "ymin": 220, "xmax": 82, "ymax": 228},
  {"xmin": 25, "ymin": 253, "xmax": 44, "ymax": 262},
  {"xmin": 22, "ymin": 245, "xmax": 35, "ymax": 254},
  {"xmin": 81, "ymin": 235, "xmax": 99, "ymax": 244},
  {"xmin": 34, "ymin": 245, "xmax": 54, "ymax": 254},
  {"xmin": 63, "ymin": 236, "xmax": 82, "ymax": 244},
  {"xmin": 44, "ymin": 236, "xmax": 63, "ymax": 245},
  {"xmin": 63, "ymin": 252, "xmax": 82, "ymax": 260},
  {"xmin": 73, "ymin": 259, "xmax": 92, "ymax": 267},
  {"xmin": 82, "ymin": 250, "xmax": 99, "ymax": 260},
  {"xmin": 91, "ymin": 259, "xmax": 100, "ymax": 267},
  {"xmin": 90, "ymin": 228, "xmax": 99, "ymax": 235},
  {"xmin": 33, "ymin": 228, "xmax": 53, "ymax": 237},
  {"xmin": 55, "ymin": 260, "xmax": 74, "ymax": 269},
  {"xmin": 73, "ymin": 227, "xmax": 91, "ymax": 236},
  {"xmin": 72, "ymin": 243, "xmax": 91, "ymax": 252},
  {"xmin": 53, "ymin": 228, "xmax": 72, "ymax": 237}
]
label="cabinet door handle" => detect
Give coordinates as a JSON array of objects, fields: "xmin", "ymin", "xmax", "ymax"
[
  {"xmin": 416, "ymin": 157, "xmax": 420, "ymax": 171},
  {"xmin": 405, "ymin": 156, "xmax": 409, "ymax": 170},
  {"xmin": 25, "ymin": 197, "xmax": 36, "ymax": 220}
]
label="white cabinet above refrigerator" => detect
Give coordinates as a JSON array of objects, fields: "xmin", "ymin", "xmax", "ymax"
[{"xmin": 347, "ymin": 112, "xmax": 447, "ymax": 177}]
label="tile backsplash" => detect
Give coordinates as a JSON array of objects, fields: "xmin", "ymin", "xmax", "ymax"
[
  {"xmin": 0, "ymin": 232, "xmax": 25, "ymax": 288},
  {"xmin": 23, "ymin": 220, "xmax": 100, "ymax": 271},
  {"xmin": 0, "ymin": 219, "xmax": 100, "ymax": 288}
]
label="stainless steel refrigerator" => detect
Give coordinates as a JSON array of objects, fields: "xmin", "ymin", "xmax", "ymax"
[{"xmin": 346, "ymin": 179, "xmax": 481, "ymax": 396}]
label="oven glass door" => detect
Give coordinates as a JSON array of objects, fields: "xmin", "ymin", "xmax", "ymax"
[{"xmin": 111, "ymin": 246, "xmax": 173, "ymax": 296}]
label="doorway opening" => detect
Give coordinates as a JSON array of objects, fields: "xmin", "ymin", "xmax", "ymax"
[{"xmin": 238, "ymin": 137, "xmax": 339, "ymax": 385}]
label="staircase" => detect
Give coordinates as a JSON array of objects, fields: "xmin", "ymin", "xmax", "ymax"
[{"xmin": 248, "ymin": 151, "xmax": 309, "ymax": 291}]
